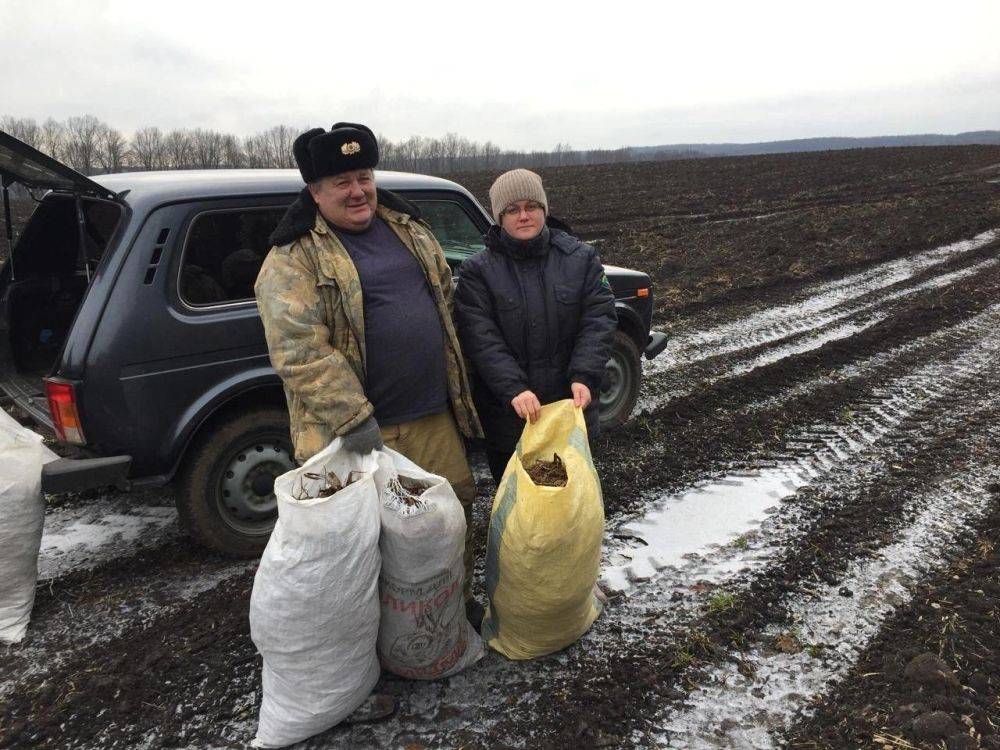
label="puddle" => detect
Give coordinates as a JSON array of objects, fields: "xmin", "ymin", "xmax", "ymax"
[
  {"xmin": 610, "ymin": 313, "xmax": 1000, "ymax": 594},
  {"xmin": 603, "ymin": 467, "xmax": 809, "ymax": 591},
  {"xmin": 656, "ymin": 470, "xmax": 997, "ymax": 749}
]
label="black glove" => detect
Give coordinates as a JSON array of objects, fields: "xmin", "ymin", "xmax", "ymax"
[{"xmin": 341, "ymin": 416, "xmax": 383, "ymax": 454}]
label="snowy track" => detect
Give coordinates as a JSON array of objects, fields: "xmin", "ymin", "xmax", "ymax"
[
  {"xmin": 657, "ymin": 465, "xmax": 1000, "ymax": 749},
  {"xmin": 636, "ymin": 230, "xmax": 1000, "ymax": 413},
  {"xmin": 4, "ymin": 229, "xmax": 1000, "ymax": 750}
]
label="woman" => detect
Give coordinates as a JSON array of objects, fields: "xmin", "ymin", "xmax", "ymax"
[{"xmin": 455, "ymin": 168, "xmax": 617, "ymax": 484}]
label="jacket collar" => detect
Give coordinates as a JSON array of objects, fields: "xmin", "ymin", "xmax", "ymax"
[
  {"xmin": 268, "ymin": 185, "xmax": 422, "ymax": 247},
  {"xmin": 485, "ymin": 222, "xmax": 583, "ymax": 256}
]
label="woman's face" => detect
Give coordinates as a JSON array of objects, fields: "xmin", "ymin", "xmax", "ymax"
[{"xmin": 499, "ymin": 200, "xmax": 546, "ymax": 240}]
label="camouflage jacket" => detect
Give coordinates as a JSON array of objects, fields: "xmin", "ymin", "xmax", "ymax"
[{"xmin": 255, "ymin": 187, "xmax": 482, "ymax": 462}]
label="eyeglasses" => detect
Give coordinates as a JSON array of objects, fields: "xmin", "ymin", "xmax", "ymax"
[{"xmin": 501, "ymin": 201, "xmax": 544, "ymax": 218}]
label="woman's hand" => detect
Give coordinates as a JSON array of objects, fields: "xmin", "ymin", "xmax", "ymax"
[
  {"xmin": 571, "ymin": 382, "xmax": 592, "ymax": 409},
  {"xmin": 511, "ymin": 390, "xmax": 542, "ymax": 422}
]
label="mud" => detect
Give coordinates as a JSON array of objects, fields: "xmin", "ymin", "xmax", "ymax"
[
  {"xmin": 784, "ymin": 487, "xmax": 1000, "ymax": 750},
  {"xmin": 457, "ymin": 145, "xmax": 1000, "ymax": 319},
  {"xmin": 2, "ymin": 147, "xmax": 1000, "ymax": 749}
]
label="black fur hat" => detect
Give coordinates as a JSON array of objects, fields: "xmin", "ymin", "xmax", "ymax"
[
  {"xmin": 293, "ymin": 123, "xmax": 379, "ymax": 184},
  {"xmin": 292, "ymin": 128, "xmax": 325, "ymax": 183}
]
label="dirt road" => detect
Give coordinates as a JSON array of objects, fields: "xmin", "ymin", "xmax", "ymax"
[{"xmin": 2, "ymin": 149, "xmax": 999, "ymax": 749}]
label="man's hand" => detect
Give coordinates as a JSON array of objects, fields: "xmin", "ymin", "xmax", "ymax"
[
  {"xmin": 341, "ymin": 416, "xmax": 383, "ymax": 454},
  {"xmin": 571, "ymin": 382, "xmax": 592, "ymax": 409},
  {"xmin": 511, "ymin": 390, "xmax": 542, "ymax": 422}
]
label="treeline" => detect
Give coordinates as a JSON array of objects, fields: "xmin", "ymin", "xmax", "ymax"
[{"xmin": 0, "ymin": 115, "xmax": 697, "ymax": 177}]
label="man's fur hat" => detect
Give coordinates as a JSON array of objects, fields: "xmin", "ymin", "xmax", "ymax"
[{"xmin": 292, "ymin": 123, "xmax": 379, "ymax": 183}]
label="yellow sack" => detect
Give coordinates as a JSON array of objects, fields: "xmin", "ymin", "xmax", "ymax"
[{"xmin": 482, "ymin": 399, "xmax": 605, "ymax": 660}]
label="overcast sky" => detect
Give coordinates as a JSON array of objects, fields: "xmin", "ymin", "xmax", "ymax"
[{"xmin": 2, "ymin": 0, "xmax": 998, "ymax": 150}]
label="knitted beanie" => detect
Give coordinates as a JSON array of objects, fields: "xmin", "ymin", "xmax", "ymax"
[{"xmin": 488, "ymin": 169, "xmax": 548, "ymax": 222}]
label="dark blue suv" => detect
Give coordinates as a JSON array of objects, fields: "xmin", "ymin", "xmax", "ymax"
[{"xmin": 0, "ymin": 131, "xmax": 666, "ymax": 556}]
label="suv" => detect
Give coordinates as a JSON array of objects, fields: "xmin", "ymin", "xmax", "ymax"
[{"xmin": 0, "ymin": 131, "xmax": 667, "ymax": 556}]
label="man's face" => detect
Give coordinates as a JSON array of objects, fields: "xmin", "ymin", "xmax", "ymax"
[
  {"xmin": 310, "ymin": 169, "xmax": 377, "ymax": 231},
  {"xmin": 499, "ymin": 200, "xmax": 545, "ymax": 241}
]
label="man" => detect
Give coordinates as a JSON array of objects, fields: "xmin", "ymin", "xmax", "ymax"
[{"xmin": 254, "ymin": 123, "xmax": 484, "ymax": 625}]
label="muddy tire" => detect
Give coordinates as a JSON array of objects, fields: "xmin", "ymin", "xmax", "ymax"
[
  {"xmin": 175, "ymin": 406, "xmax": 295, "ymax": 558},
  {"xmin": 599, "ymin": 330, "xmax": 642, "ymax": 431}
]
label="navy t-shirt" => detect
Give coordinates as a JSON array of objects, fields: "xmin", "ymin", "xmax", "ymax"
[{"xmin": 332, "ymin": 218, "xmax": 449, "ymax": 426}]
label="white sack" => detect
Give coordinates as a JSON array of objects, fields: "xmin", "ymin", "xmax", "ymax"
[
  {"xmin": 0, "ymin": 410, "xmax": 55, "ymax": 644},
  {"xmin": 250, "ymin": 439, "xmax": 381, "ymax": 748},
  {"xmin": 375, "ymin": 448, "xmax": 482, "ymax": 679}
]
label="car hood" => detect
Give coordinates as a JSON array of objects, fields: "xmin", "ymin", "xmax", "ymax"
[{"xmin": 604, "ymin": 264, "xmax": 651, "ymax": 288}]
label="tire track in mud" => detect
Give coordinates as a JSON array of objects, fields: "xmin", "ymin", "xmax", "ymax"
[
  {"xmin": 4, "ymin": 238, "xmax": 1000, "ymax": 749},
  {"xmin": 596, "ymin": 254, "xmax": 1000, "ymax": 517},
  {"xmin": 657, "ymin": 465, "xmax": 1000, "ymax": 749},
  {"xmin": 604, "ymin": 310, "xmax": 1000, "ymax": 591},
  {"xmin": 36, "ymin": 492, "xmax": 178, "ymax": 580},
  {"xmin": 652, "ymin": 230, "xmax": 996, "ymax": 361},
  {"xmin": 0, "ymin": 535, "xmax": 252, "ymax": 703},
  {"xmin": 782, "ymin": 494, "xmax": 1000, "ymax": 749},
  {"xmin": 637, "ymin": 230, "xmax": 1000, "ymax": 414},
  {"xmin": 505, "ymin": 324, "xmax": 1000, "ymax": 748}
]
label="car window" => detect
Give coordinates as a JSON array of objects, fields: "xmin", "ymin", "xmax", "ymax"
[
  {"xmin": 179, "ymin": 207, "xmax": 285, "ymax": 306},
  {"xmin": 412, "ymin": 200, "xmax": 486, "ymax": 264}
]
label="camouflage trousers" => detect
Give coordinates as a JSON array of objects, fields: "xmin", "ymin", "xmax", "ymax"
[{"xmin": 380, "ymin": 411, "xmax": 478, "ymax": 601}]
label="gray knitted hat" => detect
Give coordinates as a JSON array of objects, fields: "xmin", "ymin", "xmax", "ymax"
[{"xmin": 488, "ymin": 169, "xmax": 548, "ymax": 222}]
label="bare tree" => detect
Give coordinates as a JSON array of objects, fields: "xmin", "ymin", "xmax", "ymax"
[
  {"xmin": 263, "ymin": 125, "xmax": 297, "ymax": 168},
  {"xmin": 378, "ymin": 132, "xmax": 398, "ymax": 170},
  {"xmin": 40, "ymin": 118, "xmax": 67, "ymax": 160},
  {"xmin": 96, "ymin": 125, "xmax": 128, "ymax": 173},
  {"xmin": 164, "ymin": 129, "xmax": 192, "ymax": 169},
  {"xmin": 131, "ymin": 126, "xmax": 167, "ymax": 170},
  {"xmin": 221, "ymin": 134, "xmax": 244, "ymax": 167},
  {"xmin": 0, "ymin": 116, "xmax": 42, "ymax": 149},
  {"xmin": 190, "ymin": 128, "xmax": 225, "ymax": 168},
  {"xmin": 241, "ymin": 133, "xmax": 266, "ymax": 168},
  {"xmin": 7, "ymin": 113, "xmax": 690, "ymax": 177},
  {"xmin": 64, "ymin": 115, "xmax": 105, "ymax": 175}
]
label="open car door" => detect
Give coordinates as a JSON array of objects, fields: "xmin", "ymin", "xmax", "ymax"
[{"xmin": 0, "ymin": 130, "xmax": 114, "ymax": 198}]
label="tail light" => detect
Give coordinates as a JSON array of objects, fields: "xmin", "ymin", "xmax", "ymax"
[
  {"xmin": 44, "ymin": 378, "xmax": 87, "ymax": 445},
  {"xmin": 636, "ymin": 288, "xmax": 650, "ymax": 298}
]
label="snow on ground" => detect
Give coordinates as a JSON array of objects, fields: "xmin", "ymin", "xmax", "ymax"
[
  {"xmin": 656, "ymin": 467, "xmax": 999, "ymax": 749},
  {"xmin": 38, "ymin": 496, "xmax": 178, "ymax": 580},
  {"xmin": 642, "ymin": 230, "xmax": 999, "ymax": 380},
  {"xmin": 607, "ymin": 303, "xmax": 1000, "ymax": 594}
]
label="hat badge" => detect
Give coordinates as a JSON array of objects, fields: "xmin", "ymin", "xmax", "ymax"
[{"xmin": 341, "ymin": 141, "xmax": 361, "ymax": 155}]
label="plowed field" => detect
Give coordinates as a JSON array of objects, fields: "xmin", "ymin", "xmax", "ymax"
[{"xmin": 3, "ymin": 145, "xmax": 1000, "ymax": 750}]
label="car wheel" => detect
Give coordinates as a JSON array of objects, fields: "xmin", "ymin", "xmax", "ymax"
[
  {"xmin": 599, "ymin": 330, "xmax": 642, "ymax": 431},
  {"xmin": 176, "ymin": 405, "xmax": 295, "ymax": 558}
]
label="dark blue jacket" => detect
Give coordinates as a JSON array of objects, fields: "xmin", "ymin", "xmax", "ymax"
[{"xmin": 455, "ymin": 223, "xmax": 617, "ymax": 451}]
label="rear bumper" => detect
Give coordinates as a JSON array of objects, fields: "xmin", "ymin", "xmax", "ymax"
[
  {"xmin": 644, "ymin": 331, "xmax": 668, "ymax": 360},
  {"xmin": 42, "ymin": 455, "xmax": 132, "ymax": 494}
]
